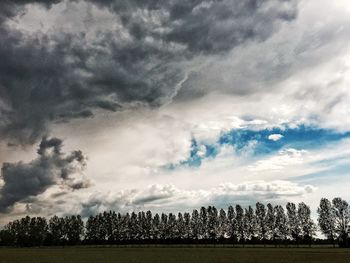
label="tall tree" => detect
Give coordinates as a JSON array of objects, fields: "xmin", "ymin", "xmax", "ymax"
[
  {"xmin": 96, "ymin": 213, "xmax": 107, "ymax": 242},
  {"xmin": 0, "ymin": 228, "xmax": 14, "ymax": 246},
  {"xmin": 176, "ymin": 212, "xmax": 185, "ymax": 240},
  {"xmin": 298, "ymin": 202, "xmax": 315, "ymax": 246},
  {"xmin": 159, "ymin": 213, "xmax": 168, "ymax": 240},
  {"xmin": 227, "ymin": 205, "xmax": 237, "ymax": 244},
  {"xmin": 235, "ymin": 205, "xmax": 245, "ymax": 244},
  {"xmin": 129, "ymin": 212, "xmax": 138, "ymax": 241},
  {"xmin": 191, "ymin": 209, "xmax": 200, "ymax": 240},
  {"xmin": 167, "ymin": 213, "xmax": 177, "ymax": 240},
  {"xmin": 332, "ymin": 197, "xmax": 350, "ymax": 247},
  {"xmin": 255, "ymin": 202, "xmax": 267, "ymax": 244},
  {"xmin": 218, "ymin": 208, "xmax": 228, "ymax": 240},
  {"xmin": 145, "ymin": 211, "xmax": 153, "ymax": 240},
  {"xmin": 318, "ymin": 198, "xmax": 336, "ymax": 246},
  {"xmin": 199, "ymin": 207, "xmax": 208, "ymax": 239},
  {"xmin": 121, "ymin": 213, "xmax": 131, "ymax": 241},
  {"xmin": 104, "ymin": 211, "xmax": 114, "ymax": 243},
  {"xmin": 183, "ymin": 212, "xmax": 191, "ymax": 240},
  {"xmin": 244, "ymin": 206, "xmax": 257, "ymax": 241},
  {"xmin": 85, "ymin": 215, "xmax": 98, "ymax": 244},
  {"xmin": 65, "ymin": 215, "xmax": 84, "ymax": 245},
  {"xmin": 109, "ymin": 211, "xmax": 118, "ymax": 243},
  {"xmin": 152, "ymin": 213, "xmax": 161, "ymax": 241},
  {"xmin": 274, "ymin": 205, "xmax": 288, "ymax": 243},
  {"xmin": 286, "ymin": 202, "xmax": 301, "ymax": 244},
  {"xmin": 137, "ymin": 211, "xmax": 146, "ymax": 240},
  {"xmin": 265, "ymin": 203, "xmax": 276, "ymax": 243},
  {"xmin": 50, "ymin": 215, "xmax": 67, "ymax": 245},
  {"xmin": 207, "ymin": 206, "xmax": 218, "ymax": 243},
  {"xmin": 29, "ymin": 217, "xmax": 48, "ymax": 246}
]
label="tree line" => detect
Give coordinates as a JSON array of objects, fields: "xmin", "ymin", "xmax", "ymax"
[{"xmin": 0, "ymin": 197, "xmax": 349, "ymax": 247}]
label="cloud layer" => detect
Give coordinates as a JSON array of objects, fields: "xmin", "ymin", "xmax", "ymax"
[
  {"xmin": 80, "ymin": 180, "xmax": 314, "ymax": 216},
  {"xmin": 0, "ymin": 0, "xmax": 298, "ymax": 144}
]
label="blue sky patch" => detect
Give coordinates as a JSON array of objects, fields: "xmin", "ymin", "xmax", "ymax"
[
  {"xmin": 164, "ymin": 125, "xmax": 350, "ymax": 169},
  {"xmin": 219, "ymin": 125, "xmax": 350, "ymax": 155}
]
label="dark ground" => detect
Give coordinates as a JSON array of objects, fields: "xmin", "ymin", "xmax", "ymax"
[{"xmin": 0, "ymin": 246, "xmax": 350, "ymax": 263}]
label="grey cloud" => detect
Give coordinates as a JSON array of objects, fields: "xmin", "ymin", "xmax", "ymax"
[
  {"xmin": 0, "ymin": 0, "xmax": 298, "ymax": 144},
  {"xmin": 89, "ymin": 0, "xmax": 298, "ymax": 54},
  {"xmin": 175, "ymin": 0, "xmax": 350, "ymax": 101},
  {"xmin": 0, "ymin": 0, "xmax": 61, "ymax": 23},
  {"xmin": 0, "ymin": 137, "xmax": 89, "ymax": 213}
]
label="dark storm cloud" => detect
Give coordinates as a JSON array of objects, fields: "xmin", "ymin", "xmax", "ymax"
[
  {"xmin": 0, "ymin": 137, "xmax": 89, "ymax": 212},
  {"xmin": 0, "ymin": 0, "xmax": 298, "ymax": 144},
  {"xmin": 89, "ymin": 0, "xmax": 298, "ymax": 54}
]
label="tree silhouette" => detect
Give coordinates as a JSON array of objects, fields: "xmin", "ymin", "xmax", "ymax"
[
  {"xmin": 1, "ymin": 198, "xmax": 349, "ymax": 247},
  {"xmin": 244, "ymin": 206, "xmax": 256, "ymax": 242},
  {"xmin": 298, "ymin": 203, "xmax": 315, "ymax": 247},
  {"xmin": 286, "ymin": 202, "xmax": 300, "ymax": 245},
  {"xmin": 265, "ymin": 203, "xmax": 276, "ymax": 244},
  {"xmin": 235, "ymin": 205, "xmax": 245, "ymax": 245},
  {"xmin": 227, "ymin": 205, "xmax": 237, "ymax": 245},
  {"xmin": 255, "ymin": 202, "xmax": 267, "ymax": 245},
  {"xmin": 190, "ymin": 209, "xmax": 200, "ymax": 240},
  {"xmin": 318, "ymin": 198, "xmax": 336, "ymax": 247}
]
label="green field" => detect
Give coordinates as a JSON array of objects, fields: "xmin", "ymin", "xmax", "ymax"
[{"xmin": 1, "ymin": 247, "xmax": 350, "ymax": 263}]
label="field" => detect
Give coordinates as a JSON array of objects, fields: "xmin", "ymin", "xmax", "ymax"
[{"xmin": 1, "ymin": 246, "xmax": 350, "ymax": 263}]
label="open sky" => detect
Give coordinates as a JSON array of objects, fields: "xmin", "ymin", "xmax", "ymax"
[{"xmin": 1, "ymin": 0, "xmax": 350, "ymax": 223}]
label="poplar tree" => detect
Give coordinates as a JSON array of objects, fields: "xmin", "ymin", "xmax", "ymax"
[
  {"xmin": 49, "ymin": 215, "xmax": 66, "ymax": 245},
  {"xmin": 244, "ymin": 206, "xmax": 256, "ymax": 241},
  {"xmin": 65, "ymin": 215, "xmax": 84, "ymax": 245},
  {"xmin": 218, "ymin": 208, "xmax": 228, "ymax": 239},
  {"xmin": 274, "ymin": 205, "xmax": 288, "ymax": 243},
  {"xmin": 298, "ymin": 202, "xmax": 315, "ymax": 246},
  {"xmin": 159, "ymin": 213, "xmax": 168, "ymax": 240},
  {"xmin": 199, "ymin": 207, "xmax": 208, "ymax": 239},
  {"xmin": 265, "ymin": 203, "xmax": 276, "ymax": 243},
  {"xmin": 183, "ymin": 212, "xmax": 191, "ymax": 240},
  {"xmin": 318, "ymin": 198, "xmax": 336, "ymax": 246},
  {"xmin": 227, "ymin": 205, "xmax": 237, "ymax": 244},
  {"xmin": 286, "ymin": 202, "xmax": 301, "ymax": 244},
  {"xmin": 255, "ymin": 202, "xmax": 267, "ymax": 243},
  {"xmin": 176, "ymin": 212, "xmax": 185, "ymax": 240},
  {"xmin": 332, "ymin": 197, "xmax": 350, "ymax": 247},
  {"xmin": 207, "ymin": 206, "xmax": 218, "ymax": 242},
  {"xmin": 152, "ymin": 213, "xmax": 161, "ymax": 240},
  {"xmin": 191, "ymin": 209, "xmax": 200, "ymax": 240},
  {"xmin": 167, "ymin": 213, "xmax": 176, "ymax": 240},
  {"xmin": 235, "ymin": 205, "xmax": 245, "ymax": 244}
]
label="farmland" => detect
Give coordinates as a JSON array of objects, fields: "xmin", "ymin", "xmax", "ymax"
[{"xmin": 0, "ymin": 247, "xmax": 350, "ymax": 263}]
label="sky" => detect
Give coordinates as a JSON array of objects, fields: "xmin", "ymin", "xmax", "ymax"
[{"xmin": 1, "ymin": 0, "xmax": 350, "ymax": 223}]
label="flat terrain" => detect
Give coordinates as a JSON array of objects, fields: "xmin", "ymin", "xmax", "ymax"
[{"xmin": 1, "ymin": 247, "xmax": 350, "ymax": 263}]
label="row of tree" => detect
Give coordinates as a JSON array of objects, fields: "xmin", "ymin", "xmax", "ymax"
[{"xmin": 0, "ymin": 198, "xmax": 349, "ymax": 247}]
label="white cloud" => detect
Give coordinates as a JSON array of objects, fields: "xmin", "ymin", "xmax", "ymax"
[
  {"xmin": 248, "ymin": 148, "xmax": 308, "ymax": 172},
  {"xmin": 79, "ymin": 180, "xmax": 315, "ymax": 215},
  {"xmin": 268, "ymin": 134, "xmax": 284, "ymax": 141}
]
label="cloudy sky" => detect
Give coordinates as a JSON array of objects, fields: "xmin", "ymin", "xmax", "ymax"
[{"xmin": 1, "ymin": 0, "xmax": 350, "ymax": 223}]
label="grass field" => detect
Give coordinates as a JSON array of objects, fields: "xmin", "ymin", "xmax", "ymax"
[{"xmin": 1, "ymin": 246, "xmax": 350, "ymax": 263}]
